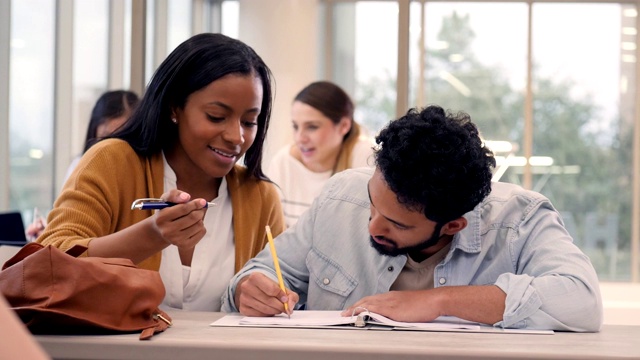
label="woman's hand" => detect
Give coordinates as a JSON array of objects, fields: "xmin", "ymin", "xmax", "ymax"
[
  {"xmin": 151, "ymin": 190, "xmax": 208, "ymax": 249},
  {"xmin": 25, "ymin": 218, "xmax": 46, "ymax": 241}
]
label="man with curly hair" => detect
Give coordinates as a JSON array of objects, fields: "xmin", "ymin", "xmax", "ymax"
[{"xmin": 223, "ymin": 105, "xmax": 602, "ymax": 332}]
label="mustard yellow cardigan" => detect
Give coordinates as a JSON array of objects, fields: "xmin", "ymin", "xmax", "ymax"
[{"xmin": 37, "ymin": 139, "xmax": 285, "ymax": 272}]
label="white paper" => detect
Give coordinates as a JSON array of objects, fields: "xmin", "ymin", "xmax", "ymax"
[{"xmin": 215, "ymin": 310, "xmax": 479, "ymax": 330}]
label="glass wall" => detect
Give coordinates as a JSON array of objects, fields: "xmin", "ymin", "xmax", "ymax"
[
  {"xmin": 419, "ymin": 2, "xmax": 528, "ymax": 183},
  {"xmin": 331, "ymin": 1, "xmax": 399, "ymax": 133},
  {"xmin": 531, "ymin": 3, "xmax": 634, "ymax": 281},
  {"xmin": 9, "ymin": 0, "xmax": 55, "ymax": 224},
  {"xmin": 168, "ymin": 0, "xmax": 193, "ymax": 52},
  {"xmin": 72, "ymin": 0, "xmax": 109, "ymax": 171},
  {"xmin": 221, "ymin": 0, "xmax": 239, "ymax": 38},
  {"xmin": 327, "ymin": 0, "xmax": 638, "ymax": 282}
]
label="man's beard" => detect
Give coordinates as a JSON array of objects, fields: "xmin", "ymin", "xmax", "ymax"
[{"xmin": 369, "ymin": 223, "xmax": 444, "ymax": 257}]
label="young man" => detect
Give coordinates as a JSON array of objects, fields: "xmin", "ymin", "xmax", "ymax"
[{"xmin": 222, "ymin": 105, "xmax": 602, "ymax": 332}]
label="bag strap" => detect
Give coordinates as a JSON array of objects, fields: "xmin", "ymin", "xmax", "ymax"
[
  {"xmin": 139, "ymin": 309, "xmax": 173, "ymax": 340},
  {"xmin": 2, "ymin": 243, "xmax": 88, "ymax": 270}
]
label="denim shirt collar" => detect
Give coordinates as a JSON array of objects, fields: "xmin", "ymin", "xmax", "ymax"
[{"xmin": 443, "ymin": 208, "xmax": 482, "ymax": 265}]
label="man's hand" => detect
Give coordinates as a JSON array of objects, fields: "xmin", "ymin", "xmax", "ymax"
[
  {"xmin": 342, "ymin": 285, "xmax": 506, "ymax": 325},
  {"xmin": 235, "ymin": 273, "xmax": 299, "ymax": 317},
  {"xmin": 343, "ymin": 290, "xmax": 444, "ymax": 322}
]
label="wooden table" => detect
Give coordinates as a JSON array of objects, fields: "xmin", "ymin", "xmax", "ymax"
[{"xmin": 35, "ymin": 310, "xmax": 640, "ymax": 360}]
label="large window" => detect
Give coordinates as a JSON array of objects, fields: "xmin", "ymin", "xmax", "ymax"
[
  {"xmin": 330, "ymin": 1, "xmax": 399, "ymax": 133},
  {"xmin": 531, "ymin": 3, "xmax": 634, "ymax": 281},
  {"xmin": 72, "ymin": 0, "xmax": 109, "ymax": 164},
  {"xmin": 418, "ymin": 2, "xmax": 528, "ymax": 183},
  {"xmin": 328, "ymin": 1, "xmax": 638, "ymax": 282},
  {"xmin": 9, "ymin": 0, "xmax": 55, "ymax": 224}
]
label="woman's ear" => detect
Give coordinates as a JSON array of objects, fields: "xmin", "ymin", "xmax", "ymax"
[
  {"xmin": 338, "ymin": 116, "xmax": 352, "ymax": 136},
  {"xmin": 441, "ymin": 217, "xmax": 468, "ymax": 236}
]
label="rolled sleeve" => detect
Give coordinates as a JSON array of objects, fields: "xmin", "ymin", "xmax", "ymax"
[
  {"xmin": 494, "ymin": 271, "xmax": 602, "ymax": 331},
  {"xmin": 491, "ymin": 200, "xmax": 603, "ymax": 331},
  {"xmin": 494, "ymin": 273, "xmax": 541, "ymax": 328},
  {"xmin": 456, "ymin": 184, "xmax": 605, "ymax": 332}
]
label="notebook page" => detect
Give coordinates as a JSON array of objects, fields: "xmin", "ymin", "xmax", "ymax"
[
  {"xmin": 364, "ymin": 312, "xmax": 481, "ymax": 330},
  {"xmin": 238, "ymin": 310, "xmax": 356, "ymax": 326}
]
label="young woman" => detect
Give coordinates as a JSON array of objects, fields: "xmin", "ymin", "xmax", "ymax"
[
  {"xmin": 37, "ymin": 33, "xmax": 285, "ymax": 311},
  {"xmin": 65, "ymin": 90, "xmax": 140, "ymax": 181},
  {"xmin": 25, "ymin": 90, "xmax": 140, "ymax": 240},
  {"xmin": 267, "ymin": 81, "xmax": 374, "ymax": 227}
]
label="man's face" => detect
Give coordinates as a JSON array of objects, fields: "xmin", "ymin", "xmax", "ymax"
[{"xmin": 367, "ymin": 168, "xmax": 443, "ymax": 257}]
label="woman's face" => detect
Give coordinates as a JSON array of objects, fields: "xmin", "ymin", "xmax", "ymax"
[
  {"xmin": 172, "ymin": 73, "xmax": 263, "ymax": 179},
  {"xmin": 291, "ymin": 101, "xmax": 350, "ymax": 173},
  {"xmin": 96, "ymin": 114, "xmax": 129, "ymax": 138}
]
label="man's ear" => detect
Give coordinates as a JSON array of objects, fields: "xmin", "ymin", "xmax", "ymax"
[{"xmin": 441, "ymin": 217, "xmax": 467, "ymax": 235}]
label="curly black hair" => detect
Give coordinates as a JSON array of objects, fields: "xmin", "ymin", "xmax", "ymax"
[{"xmin": 374, "ymin": 105, "xmax": 496, "ymax": 223}]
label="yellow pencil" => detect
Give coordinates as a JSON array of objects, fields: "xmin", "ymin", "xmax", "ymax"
[{"xmin": 265, "ymin": 225, "xmax": 290, "ymax": 318}]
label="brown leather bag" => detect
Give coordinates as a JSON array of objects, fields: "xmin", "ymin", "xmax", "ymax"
[{"xmin": 0, "ymin": 243, "xmax": 171, "ymax": 340}]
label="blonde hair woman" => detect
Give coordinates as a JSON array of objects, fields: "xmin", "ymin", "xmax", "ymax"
[{"xmin": 268, "ymin": 81, "xmax": 374, "ymax": 227}]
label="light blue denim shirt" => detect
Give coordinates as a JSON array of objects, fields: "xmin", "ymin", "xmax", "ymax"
[{"xmin": 222, "ymin": 167, "xmax": 603, "ymax": 331}]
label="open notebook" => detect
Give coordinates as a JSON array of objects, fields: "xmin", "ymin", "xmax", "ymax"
[{"xmin": 210, "ymin": 310, "xmax": 554, "ymax": 335}]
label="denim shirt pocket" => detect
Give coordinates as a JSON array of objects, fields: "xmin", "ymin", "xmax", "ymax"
[{"xmin": 306, "ymin": 249, "xmax": 358, "ymax": 309}]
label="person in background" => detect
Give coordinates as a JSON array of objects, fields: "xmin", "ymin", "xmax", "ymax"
[
  {"xmin": 65, "ymin": 90, "xmax": 140, "ymax": 181},
  {"xmin": 25, "ymin": 90, "xmax": 140, "ymax": 240},
  {"xmin": 267, "ymin": 81, "xmax": 374, "ymax": 227},
  {"xmin": 37, "ymin": 33, "xmax": 285, "ymax": 312},
  {"xmin": 224, "ymin": 105, "xmax": 602, "ymax": 332},
  {"xmin": 25, "ymin": 207, "xmax": 46, "ymax": 242}
]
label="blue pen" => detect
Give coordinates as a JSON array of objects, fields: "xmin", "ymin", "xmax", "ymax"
[{"xmin": 131, "ymin": 198, "xmax": 216, "ymax": 210}]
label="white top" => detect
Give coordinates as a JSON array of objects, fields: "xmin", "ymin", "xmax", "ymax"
[
  {"xmin": 64, "ymin": 155, "xmax": 82, "ymax": 184},
  {"xmin": 267, "ymin": 136, "xmax": 375, "ymax": 227},
  {"xmin": 158, "ymin": 154, "xmax": 235, "ymax": 311}
]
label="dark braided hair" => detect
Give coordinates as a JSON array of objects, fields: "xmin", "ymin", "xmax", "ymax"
[{"xmin": 374, "ymin": 105, "xmax": 495, "ymax": 223}]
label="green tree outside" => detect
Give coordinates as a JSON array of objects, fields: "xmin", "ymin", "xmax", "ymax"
[{"xmin": 355, "ymin": 11, "xmax": 632, "ymax": 280}]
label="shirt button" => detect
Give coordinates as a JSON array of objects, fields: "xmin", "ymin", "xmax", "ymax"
[
  {"xmin": 387, "ymin": 266, "xmax": 394, "ymax": 272},
  {"xmin": 439, "ymin": 277, "xmax": 446, "ymax": 285},
  {"xmin": 323, "ymin": 278, "xmax": 330, "ymax": 285}
]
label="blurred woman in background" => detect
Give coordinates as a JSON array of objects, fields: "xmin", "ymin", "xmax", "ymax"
[
  {"xmin": 267, "ymin": 81, "xmax": 374, "ymax": 227},
  {"xmin": 26, "ymin": 90, "xmax": 140, "ymax": 240},
  {"xmin": 65, "ymin": 90, "xmax": 140, "ymax": 181}
]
